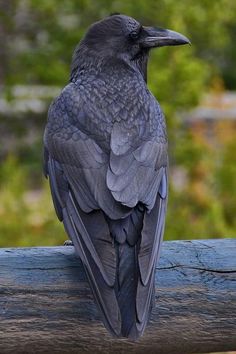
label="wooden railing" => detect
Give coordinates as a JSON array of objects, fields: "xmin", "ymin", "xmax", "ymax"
[{"xmin": 0, "ymin": 239, "xmax": 235, "ymax": 354}]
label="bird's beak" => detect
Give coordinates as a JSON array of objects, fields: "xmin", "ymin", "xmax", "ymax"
[{"xmin": 141, "ymin": 26, "xmax": 191, "ymax": 48}]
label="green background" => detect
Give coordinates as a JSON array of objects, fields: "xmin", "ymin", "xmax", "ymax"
[{"xmin": 1, "ymin": 0, "xmax": 236, "ymax": 246}]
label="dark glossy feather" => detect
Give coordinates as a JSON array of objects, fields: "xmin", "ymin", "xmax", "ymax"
[{"xmin": 44, "ymin": 14, "xmax": 169, "ymax": 339}]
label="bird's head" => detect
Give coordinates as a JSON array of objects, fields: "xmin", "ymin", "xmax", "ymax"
[{"xmin": 71, "ymin": 14, "xmax": 190, "ymax": 82}]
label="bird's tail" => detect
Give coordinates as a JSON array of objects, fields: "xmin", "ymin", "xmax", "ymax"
[
  {"xmin": 107, "ymin": 205, "xmax": 156, "ymax": 340},
  {"xmin": 114, "ymin": 240, "xmax": 155, "ymax": 339},
  {"xmin": 115, "ymin": 241, "xmax": 139, "ymax": 338}
]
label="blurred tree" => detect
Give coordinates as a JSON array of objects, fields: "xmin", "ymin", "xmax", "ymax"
[
  {"xmin": 1, "ymin": 0, "xmax": 236, "ymax": 245},
  {"xmin": 0, "ymin": 156, "xmax": 65, "ymax": 246},
  {"xmin": 2, "ymin": 0, "xmax": 236, "ymax": 138},
  {"xmin": 215, "ymin": 139, "xmax": 236, "ymax": 230},
  {"xmin": 0, "ymin": 0, "xmax": 17, "ymax": 84},
  {"xmin": 1, "ymin": 0, "xmax": 236, "ymax": 91}
]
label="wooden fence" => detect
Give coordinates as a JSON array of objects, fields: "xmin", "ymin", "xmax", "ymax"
[{"xmin": 0, "ymin": 239, "xmax": 235, "ymax": 354}]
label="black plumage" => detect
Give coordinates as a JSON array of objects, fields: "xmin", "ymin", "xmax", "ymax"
[{"xmin": 43, "ymin": 14, "xmax": 189, "ymax": 339}]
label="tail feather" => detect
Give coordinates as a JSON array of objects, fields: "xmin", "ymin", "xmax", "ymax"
[
  {"xmin": 109, "ymin": 187, "xmax": 166, "ymax": 338},
  {"xmin": 114, "ymin": 240, "xmax": 156, "ymax": 339},
  {"xmin": 136, "ymin": 265, "xmax": 156, "ymax": 328},
  {"xmin": 103, "ymin": 206, "xmax": 143, "ymax": 339},
  {"xmin": 116, "ymin": 242, "xmax": 138, "ymax": 338}
]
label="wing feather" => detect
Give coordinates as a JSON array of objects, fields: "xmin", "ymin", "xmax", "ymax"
[
  {"xmin": 44, "ymin": 84, "xmax": 168, "ymax": 339},
  {"xmin": 138, "ymin": 170, "xmax": 168, "ymax": 286},
  {"xmin": 107, "ymin": 125, "xmax": 168, "ymax": 210},
  {"xmin": 45, "ymin": 153, "xmax": 122, "ymax": 336},
  {"xmin": 62, "ymin": 206, "xmax": 121, "ymax": 336}
]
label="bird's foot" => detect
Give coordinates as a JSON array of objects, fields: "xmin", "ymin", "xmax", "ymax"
[{"xmin": 64, "ymin": 240, "xmax": 74, "ymax": 246}]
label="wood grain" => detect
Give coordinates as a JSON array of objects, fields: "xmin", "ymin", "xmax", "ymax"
[{"xmin": 0, "ymin": 239, "xmax": 235, "ymax": 354}]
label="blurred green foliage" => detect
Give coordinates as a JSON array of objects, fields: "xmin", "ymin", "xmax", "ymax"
[
  {"xmin": 1, "ymin": 0, "xmax": 236, "ymax": 246},
  {"xmin": 0, "ymin": 156, "xmax": 65, "ymax": 246}
]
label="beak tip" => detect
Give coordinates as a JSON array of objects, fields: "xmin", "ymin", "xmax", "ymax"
[
  {"xmin": 174, "ymin": 32, "xmax": 191, "ymax": 46},
  {"xmin": 183, "ymin": 37, "xmax": 191, "ymax": 46}
]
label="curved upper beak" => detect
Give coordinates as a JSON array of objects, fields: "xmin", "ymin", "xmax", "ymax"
[{"xmin": 141, "ymin": 26, "xmax": 191, "ymax": 48}]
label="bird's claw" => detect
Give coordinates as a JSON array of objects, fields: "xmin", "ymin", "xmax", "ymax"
[{"xmin": 64, "ymin": 240, "xmax": 74, "ymax": 246}]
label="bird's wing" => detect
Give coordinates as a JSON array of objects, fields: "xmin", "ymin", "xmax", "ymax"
[
  {"xmin": 136, "ymin": 169, "xmax": 167, "ymax": 335},
  {"xmin": 107, "ymin": 125, "xmax": 167, "ymax": 209},
  {"xmin": 44, "ymin": 91, "xmax": 126, "ymax": 336},
  {"xmin": 107, "ymin": 120, "xmax": 168, "ymax": 337}
]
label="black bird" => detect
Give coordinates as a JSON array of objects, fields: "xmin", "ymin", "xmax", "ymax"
[{"xmin": 43, "ymin": 14, "xmax": 190, "ymax": 339}]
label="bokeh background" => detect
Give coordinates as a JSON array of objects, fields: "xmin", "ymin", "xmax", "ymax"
[{"xmin": 1, "ymin": 0, "xmax": 236, "ymax": 247}]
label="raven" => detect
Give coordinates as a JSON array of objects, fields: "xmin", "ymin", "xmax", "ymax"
[{"xmin": 43, "ymin": 14, "xmax": 189, "ymax": 339}]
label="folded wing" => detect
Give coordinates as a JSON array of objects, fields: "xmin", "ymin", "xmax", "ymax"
[{"xmin": 44, "ymin": 86, "xmax": 168, "ymax": 338}]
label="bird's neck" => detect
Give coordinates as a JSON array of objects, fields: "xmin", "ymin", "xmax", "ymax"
[
  {"xmin": 70, "ymin": 44, "xmax": 149, "ymax": 83},
  {"xmin": 131, "ymin": 49, "xmax": 149, "ymax": 83}
]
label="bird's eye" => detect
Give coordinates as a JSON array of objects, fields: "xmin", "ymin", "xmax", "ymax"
[{"xmin": 129, "ymin": 30, "xmax": 140, "ymax": 40}]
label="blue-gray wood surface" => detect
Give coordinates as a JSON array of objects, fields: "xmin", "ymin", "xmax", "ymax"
[{"xmin": 0, "ymin": 239, "xmax": 235, "ymax": 354}]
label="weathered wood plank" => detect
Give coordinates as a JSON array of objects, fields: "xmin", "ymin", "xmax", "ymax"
[{"xmin": 0, "ymin": 239, "xmax": 235, "ymax": 354}]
